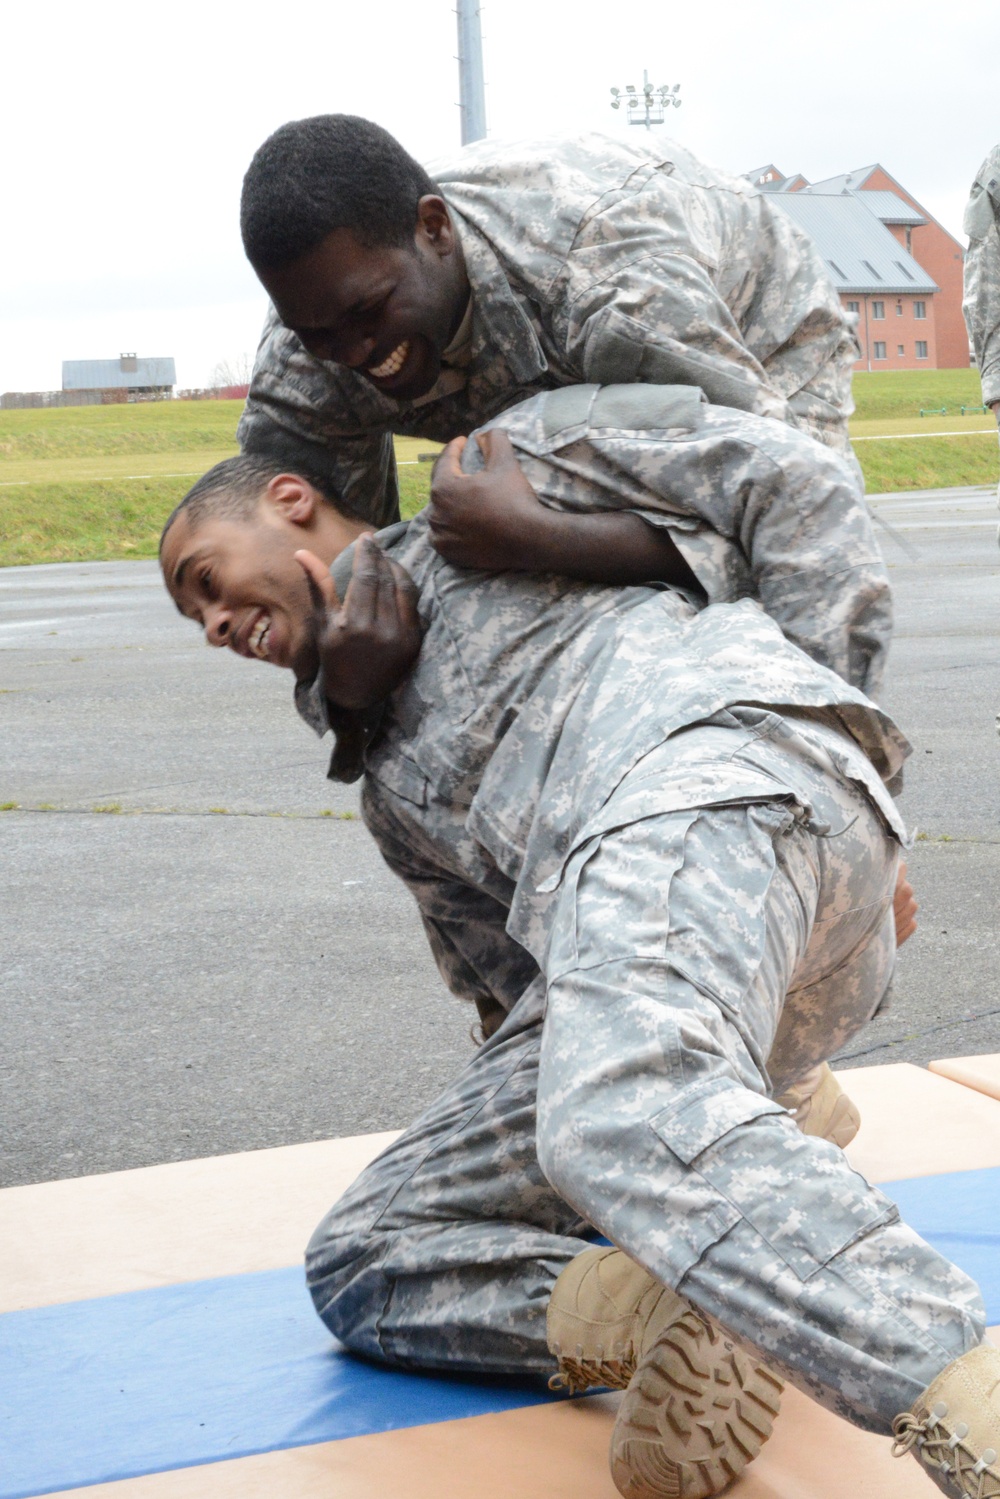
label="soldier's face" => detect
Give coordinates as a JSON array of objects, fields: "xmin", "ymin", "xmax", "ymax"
[
  {"xmin": 259, "ymin": 195, "xmax": 469, "ymax": 402},
  {"xmin": 161, "ymin": 507, "xmax": 320, "ymax": 681}
]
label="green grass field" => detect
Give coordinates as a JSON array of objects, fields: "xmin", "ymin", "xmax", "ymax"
[
  {"xmin": 850, "ymin": 368, "xmax": 986, "ymax": 421},
  {"xmin": 1, "ymin": 372, "xmax": 997, "ymax": 567},
  {"xmin": 0, "ymin": 402, "xmax": 439, "ymax": 566},
  {"xmin": 0, "ymin": 400, "xmax": 241, "ymax": 460}
]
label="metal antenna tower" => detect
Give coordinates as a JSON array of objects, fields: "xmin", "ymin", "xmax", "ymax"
[{"xmin": 456, "ymin": 0, "xmax": 487, "ymax": 144}]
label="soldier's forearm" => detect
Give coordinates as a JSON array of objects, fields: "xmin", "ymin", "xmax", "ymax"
[{"xmin": 522, "ymin": 507, "xmax": 702, "ymax": 590}]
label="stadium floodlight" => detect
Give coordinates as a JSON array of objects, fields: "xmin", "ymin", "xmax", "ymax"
[{"xmin": 610, "ymin": 69, "xmax": 681, "ymax": 129}]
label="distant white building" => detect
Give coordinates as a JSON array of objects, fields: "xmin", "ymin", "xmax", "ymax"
[
  {"xmin": 2, "ymin": 353, "xmax": 179, "ymax": 409},
  {"xmin": 62, "ymin": 354, "xmax": 176, "ymax": 398}
]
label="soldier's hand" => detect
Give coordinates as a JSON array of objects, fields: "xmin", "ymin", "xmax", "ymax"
[
  {"xmin": 428, "ymin": 430, "xmax": 548, "ymax": 571},
  {"xmin": 294, "ymin": 537, "xmax": 423, "ymax": 711},
  {"xmin": 894, "ymin": 860, "xmax": 918, "ymax": 947}
]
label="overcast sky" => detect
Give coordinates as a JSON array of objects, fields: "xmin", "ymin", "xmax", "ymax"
[{"xmin": 3, "ymin": 0, "xmax": 997, "ymax": 393}]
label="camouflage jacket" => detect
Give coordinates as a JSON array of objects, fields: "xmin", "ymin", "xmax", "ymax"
[
  {"xmin": 240, "ymin": 132, "xmax": 860, "ymax": 522},
  {"xmin": 296, "ymin": 391, "xmax": 906, "ymax": 1027},
  {"xmin": 963, "ymin": 145, "xmax": 1000, "ymax": 407}
]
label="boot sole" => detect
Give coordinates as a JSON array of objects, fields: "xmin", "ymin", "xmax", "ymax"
[{"xmin": 609, "ymin": 1310, "xmax": 784, "ymax": 1499}]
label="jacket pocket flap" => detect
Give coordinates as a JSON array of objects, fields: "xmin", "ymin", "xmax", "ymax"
[{"xmin": 650, "ymin": 1077, "xmax": 785, "ymax": 1164}]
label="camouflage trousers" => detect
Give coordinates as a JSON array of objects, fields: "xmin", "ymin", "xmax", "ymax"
[{"xmin": 307, "ymin": 715, "xmax": 985, "ymax": 1433}]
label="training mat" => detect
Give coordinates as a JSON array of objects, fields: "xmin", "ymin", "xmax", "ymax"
[
  {"xmin": 6, "ymin": 1067, "xmax": 1000, "ymax": 1498},
  {"xmin": 0, "ymin": 1132, "xmax": 400, "ymax": 1314},
  {"xmin": 930, "ymin": 1053, "xmax": 1000, "ymax": 1102},
  {"xmin": 12, "ymin": 1380, "xmax": 963, "ymax": 1499},
  {"xmin": 840, "ymin": 1062, "xmax": 1000, "ymax": 1182},
  {"xmin": 0, "ymin": 1267, "xmax": 556, "ymax": 1499},
  {"xmin": 3, "ymin": 1167, "xmax": 999, "ymax": 1497}
]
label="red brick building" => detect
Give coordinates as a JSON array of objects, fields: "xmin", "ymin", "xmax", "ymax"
[{"xmin": 747, "ymin": 163, "xmax": 968, "ymax": 371}]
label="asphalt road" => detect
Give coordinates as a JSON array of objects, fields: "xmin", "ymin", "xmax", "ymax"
[{"xmin": 2, "ymin": 484, "xmax": 999, "ymax": 1186}]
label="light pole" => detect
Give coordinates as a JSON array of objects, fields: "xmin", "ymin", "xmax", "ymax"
[
  {"xmin": 456, "ymin": 0, "xmax": 487, "ymax": 145},
  {"xmin": 610, "ymin": 70, "xmax": 681, "ymax": 130}
]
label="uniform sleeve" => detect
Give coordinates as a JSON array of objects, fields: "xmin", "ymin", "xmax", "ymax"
[
  {"xmin": 561, "ymin": 172, "xmax": 858, "ymax": 458},
  {"xmin": 963, "ymin": 148, "xmax": 1000, "ymax": 409},
  {"xmin": 238, "ymin": 306, "xmax": 401, "ymax": 526},
  {"xmin": 360, "ymin": 777, "xmax": 540, "ymax": 1039},
  {"xmin": 703, "ymin": 425, "xmax": 892, "ymax": 698},
  {"xmin": 514, "ymin": 396, "xmax": 891, "ymax": 697}
]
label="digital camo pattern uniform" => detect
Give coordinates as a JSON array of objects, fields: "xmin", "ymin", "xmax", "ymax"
[
  {"xmin": 307, "ymin": 386, "xmax": 894, "ymax": 784},
  {"xmin": 963, "ymin": 145, "xmax": 1000, "ymax": 409},
  {"xmin": 469, "ymin": 383, "xmax": 890, "ymax": 697},
  {"xmin": 239, "ymin": 132, "xmax": 862, "ymax": 524},
  {"xmin": 302, "ymin": 392, "xmax": 985, "ymax": 1433}
]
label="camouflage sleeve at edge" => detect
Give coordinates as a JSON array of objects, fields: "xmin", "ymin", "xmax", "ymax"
[{"xmin": 963, "ymin": 147, "xmax": 1000, "ymax": 409}]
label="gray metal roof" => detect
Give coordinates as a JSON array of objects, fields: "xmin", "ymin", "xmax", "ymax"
[
  {"xmin": 806, "ymin": 166, "xmax": 879, "ymax": 194},
  {"xmin": 840, "ymin": 189, "xmax": 926, "ymax": 225},
  {"xmin": 771, "ymin": 193, "xmax": 938, "ymax": 295},
  {"xmin": 745, "ymin": 165, "xmax": 807, "ymax": 193},
  {"xmin": 62, "ymin": 356, "xmax": 176, "ymax": 391},
  {"xmin": 745, "ymin": 163, "xmax": 785, "ymax": 187}
]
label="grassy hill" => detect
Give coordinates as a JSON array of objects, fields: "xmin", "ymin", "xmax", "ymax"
[
  {"xmin": 1, "ymin": 371, "xmax": 996, "ymax": 567},
  {"xmin": 0, "ymin": 400, "xmax": 241, "ymax": 460},
  {"xmin": 0, "ymin": 401, "xmax": 439, "ymax": 566},
  {"xmin": 851, "ymin": 368, "xmax": 986, "ymax": 421}
]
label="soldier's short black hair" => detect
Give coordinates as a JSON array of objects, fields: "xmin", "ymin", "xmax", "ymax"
[
  {"xmin": 240, "ymin": 114, "xmax": 439, "ymax": 269},
  {"xmin": 159, "ymin": 454, "xmax": 348, "ymax": 551}
]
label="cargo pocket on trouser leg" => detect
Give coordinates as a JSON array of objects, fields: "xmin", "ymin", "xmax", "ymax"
[
  {"xmin": 543, "ymin": 810, "xmax": 699, "ymax": 983},
  {"xmin": 650, "ymin": 1075, "xmax": 899, "ymax": 1283}
]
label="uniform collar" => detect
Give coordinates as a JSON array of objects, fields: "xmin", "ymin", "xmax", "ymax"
[
  {"xmin": 441, "ymin": 295, "xmax": 474, "ymax": 368},
  {"xmin": 448, "ymin": 207, "xmax": 549, "ymax": 387}
]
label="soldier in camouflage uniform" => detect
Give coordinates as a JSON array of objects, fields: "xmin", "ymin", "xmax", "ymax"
[
  {"xmin": 238, "ymin": 114, "xmax": 862, "ymax": 528},
  {"xmin": 963, "ymin": 145, "xmax": 1000, "ymax": 416},
  {"xmin": 239, "ymin": 115, "xmax": 920, "ymax": 958},
  {"xmin": 160, "ymin": 387, "xmax": 991, "ymax": 1497}
]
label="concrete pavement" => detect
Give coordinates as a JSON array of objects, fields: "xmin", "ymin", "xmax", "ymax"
[
  {"xmin": 2, "ymin": 485, "xmax": 999, "ymax": 1185},
  {"xmin": 838, "ymin": 484, "xmax": 1000, "ymax": 1069}
]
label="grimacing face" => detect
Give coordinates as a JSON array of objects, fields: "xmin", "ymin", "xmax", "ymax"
[
  {"xmin": 161, "ymin": 505, "xmax": 321, "ymax": 681},
  {"xmin": 257, "ymin": 195, "xmax": 468, "ymax": 403}
]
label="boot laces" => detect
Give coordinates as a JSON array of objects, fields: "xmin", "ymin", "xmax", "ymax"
[
  {"xmin": 892, "ymin": 1411, "xmax": 1000, "ymax": 1497},
  {"xmin": 548, "ymin": 1351, "xmax": 637, "ymax": 1396}
]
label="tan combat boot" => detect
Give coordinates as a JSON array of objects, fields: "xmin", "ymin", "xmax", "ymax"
[
  {"xmin": 548, "ymin": 1247, "xmax": 783, "ymax": 1499},
  {"xmin": 776, "ymin": 1062, "xmax": 861, "ymax": 1149},
  {"xmin": 892, "ymin": 1343, "xmax": 1000, "ymax": 1496}
]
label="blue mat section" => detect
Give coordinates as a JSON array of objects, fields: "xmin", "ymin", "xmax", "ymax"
[
  {"xmin": 0, "ymin": 1266, "xmax": 556, "ymax": 1499},
  {"xmin": 881, "ymin": 1167, "xmax": 1000, "ymax": 1322}
]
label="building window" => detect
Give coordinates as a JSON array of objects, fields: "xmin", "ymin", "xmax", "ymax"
[
  {"xmin": 846, "ymin": 300, "xmax": 860, "ymax": 314},
  {"xmin": 915, "ymin": 341, "xmax": 928, "ymax": 359},
  {"xmin": 896, "ymin": 301, "xmax": 904, "ymax": 316},
  {"xmin": 873, "ymin": 342, "xmax": 887, "ymax": 360},
  {"xmin": 897, "ymin": 344, "xmax": 905, "ymax": 355},
  {"xmin": 872, "ymin": 301, "xmax": 885, "ymax": 319},
  {"xmin": 914, "ymin": 301, "xmax": 926, "ymax": 319}
]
